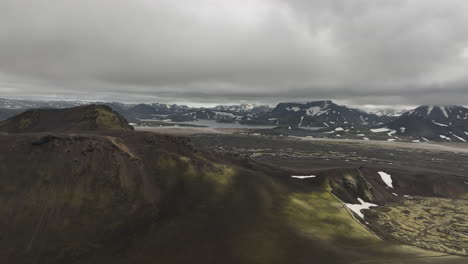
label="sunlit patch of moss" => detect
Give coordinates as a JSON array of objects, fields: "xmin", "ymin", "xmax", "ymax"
[
  {"xmin": 95, "ymin": 108, "xmax": 128, "ymax": 130},
  {"xmin": 157, "ymin": 156, "xmax": 179, "ymax": 170},
  {"xmin": 19, "ymin": 117, "xmax": 32, "ymax": 129},
  {"xmin": 284, "ymin": 191, "xmax": 379, "ymax": 241},
  {"xmin": 205, "ymin": 164, "xmax": 235, "ymax": 186},
  {"xmin": 179, "ymin": 156, "xmax": 234, "ymax": 185},
  {"xmin": 167, "ymin": 154, "xmax": 236, "ymax": 193},
  {"xmin": 319, "ymin": 176, "xmax": 333, "ymax": 192}
]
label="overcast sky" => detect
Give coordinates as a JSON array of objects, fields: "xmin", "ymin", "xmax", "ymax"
[{"xmin": 1, "ymin": 0, "xmax": 468, "ymax": 108}]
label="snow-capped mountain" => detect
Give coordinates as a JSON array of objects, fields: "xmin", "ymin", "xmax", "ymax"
[
  {"xmin": 269, "ymin": 100, "xmax": 382, "ymax": 128},
  {"xmin": 213, "ymin": 104, "xmax": 256, "ymax": 112},
  {"xmin": 169, "ymin": 110, "xmax": 246, "ymax": 122},
  {"xmin": 371, "ymin": 108, "xmax": 407, "ymax": 117},
  {"xmin": 167, "ymin": 105, "xmax": 271, "ymax": 122},
  {"xmin": 404, "ymin": 105, "xmax": 468, "ymax": 126},
  {"xmin": 0, "ymin": 98, "xmax": 85, "ymax": 109},
  {"xmin": 384, "ymin": 105, "xmax": 468, "ymax": 142}
]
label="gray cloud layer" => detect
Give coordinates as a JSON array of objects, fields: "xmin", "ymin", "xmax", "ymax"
[{"xmin": 0, "ymin": 0, "xmax": 467, "ymax": 107}]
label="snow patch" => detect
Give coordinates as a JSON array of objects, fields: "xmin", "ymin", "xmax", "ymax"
[
  {"xmin": 449, "ymin": 132, "xmax": 467, "ymax": 142},
  {"xmin": 291, "ymin": 175, "xmax": 317, "ymax": 179},
  {"xmin": 306, "ymin": 106, "xmax": 328, "ymax": 116},
  {"xmin": 334, "ymin": 127, "xmax": 344, "ymax": 132},
  {"xmin": 439, "ymin": 106, "xmax": 449, "ymax": 118},
  {"xmin": 440, "ymin": 135, "xmax": 452, "ymax": 141},
  {"xmin": 345, "ymin": 198, "xmax": 378, "ymax": 219},
  {"xmin": 298, "ymin": 116, "xmax": 305, "ymax": 126},
  {"xmin": 370, "ymin": 128, "xmax": 390, "ymax": 133},
  {"xmin": 387, "ymin": 130, "xmax": 397, "ymax": 137},
  {"xmin": 427, "ymin": 105, "xmax": 434, "ymax": 115},
  {"xmin": 432, "ymin": 120, "xmax": 448, "ymax": 127},
  {"xmin": 387, "ymin": 139, "xmax": 396, "ymax": 142},
  {"xmin": 286, "ymin": 107, "xmax": 301, "ymax": 112},
  {"xmin": 378, "ymin": 171, "xmax": 393, "ymax": 188}
]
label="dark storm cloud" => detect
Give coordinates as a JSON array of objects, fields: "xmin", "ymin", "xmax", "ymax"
[{"xmin": 0, "ymin": 0, "xmax": 467, "ymax": 107}]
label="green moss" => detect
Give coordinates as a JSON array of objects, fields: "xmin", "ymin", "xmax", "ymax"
[
  {"xmin": 205, "ymin": 164, "xmax": 235, "ymax": 187},
  {"xmin": 19, "ymin": 117, "xmax": 32, "ymax": 128},
  {"xmin": 284, "ymin": 191, "xmax": 379, "ymax": 241},
  {"xmin": 95, "ymin": 108, "xmax": 129, "ymax": 130}
]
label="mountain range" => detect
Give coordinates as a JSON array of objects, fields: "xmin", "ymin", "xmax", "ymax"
[
  {"xmin": 383, "ymin": 105, "xmax": 468, "ymax": 142},
  {"xmin": 1, "ymin": 98, "xmax": 468, "ymax": 142}
]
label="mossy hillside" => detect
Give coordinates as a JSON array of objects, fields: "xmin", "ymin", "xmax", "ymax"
[
  {"xmin": 93, "ymin": 106, "xmax": 133, "ymax": 131},
  {"xmin": 0, "ymin": 105, "xmax": 133, "ymax": 133},
  {"xmin": 112, "ymin": 162, "xmax": 459, "ymax": 264},
  {"xmin": 1, "ymin": 132, "xmax": 466, "ymax": 263},
  {"xmin": 0, "ymin": 109, "xmax": 39, "ymax": 132},
  {"xmin": 284, "ymin": 191, "xmax": 378, "ymax": 242},
  {"xmin": 0, "ymin": 134, "xmax": 362, "ymax": 263},
  {"xmin": 0, "ymin": 137, "xmax": 144, "ymax": 262}
]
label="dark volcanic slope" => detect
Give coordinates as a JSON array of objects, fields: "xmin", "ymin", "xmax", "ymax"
[
  {"xmin": 1, "ymin": 131, "xmax": 465, "ymax": 264},
  {"xmin": 0, "ymin": 132, "xmax": 346, "ymax": 264},
  {"xmin": 0, "ymin": 105, "xmax": 133, "ymax": 133}
]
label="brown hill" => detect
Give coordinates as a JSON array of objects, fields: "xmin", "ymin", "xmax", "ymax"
[{"xmin": 0, "ymin": 105, "xmax": 133, "ymax": 133}]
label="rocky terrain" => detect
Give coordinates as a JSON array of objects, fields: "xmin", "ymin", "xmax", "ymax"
[
  {"xmin": 367, "ymin": 197, "xmax": 468, "ymax": 256},
  {"xmin": 190, "ymin": 133, "xmax": 468, "ymax": 174}
]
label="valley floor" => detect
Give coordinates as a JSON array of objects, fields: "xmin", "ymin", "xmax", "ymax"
[{"xmin": 136, "ymin": 126, "xmax": 468, "ymax": 154}]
